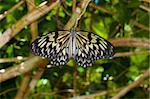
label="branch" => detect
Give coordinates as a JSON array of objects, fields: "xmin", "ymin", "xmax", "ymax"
[
  {"xmin": 0, "ymin": 0, "xmax": 25, "ymax": 21},
  {"xmin": 71, "ymin": 87, "xmax": 123, "ymax": 99},
  {"xmin": 111, "ymin": 68, "xmax": 150, "ymax": 99},
  {"xmin": 0, "ymin": 56, "xmax": 48, "ymax": 83},
  {"xmin": 0, "ymin": 0, "xmax": 59, "ymax": 48},
  {"xmin": 0, "ymin": 56, "xmax": 28, "ymax": 63},
  {"xmin": 33, "ymin": 89, "xmax": 74, "ymax": 98},
  {"xmin": 114, "ymin": 50, "xmax": 150, "ymax": 57},
  {"xmin": 110, "ymin": 38, "xmax": 150, "ymax": 48}
]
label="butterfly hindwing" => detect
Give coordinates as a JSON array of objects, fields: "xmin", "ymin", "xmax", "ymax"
[
  {"xmin": 31, "ymin": 31, "xmax": 70, "ymax": 66},
  {"xmin": 75, "ymin": 31, "xmax": 114, "ymax": 67}
]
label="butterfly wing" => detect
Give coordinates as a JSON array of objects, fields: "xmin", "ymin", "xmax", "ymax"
[
  {"xmin": 30, "ymin": 31, "xmax": 71, "ymax": 66},
  {"xmin": 75, "ymin": 31, "xmax": 115, "ymax": 67}
]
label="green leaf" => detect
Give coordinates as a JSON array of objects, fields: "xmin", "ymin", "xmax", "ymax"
[
  {"xmin": 127, "ymin": 0, "xmax": 141, "ymax": 8},
  {"xmin": 92, "ymin": 19, "xmax": 108, "ymax": 39},
  {"xmin": 108, "ymin": 81, "xmax": 117, "ymax": 89},
  {"xmin": 130, "ymin": 52, "xmax": 148, "ymax": 64},
  {"xmin": 6, "ymin": 14, "xmax": 16, "ymax": 24},
  {"xmin": 96, "ymin": 66, "xmax": 104, "ymax": 72},
  {"xmin": 129, "ymin": 65, "xmax": 138, "ymax": 72},
  {"xmin": 6, "ymin": 45, "xmax": 14, "ymax": 57},
  {"xmin": 78, "ymin": 67, "xmax": 84, "ymax": 73}
]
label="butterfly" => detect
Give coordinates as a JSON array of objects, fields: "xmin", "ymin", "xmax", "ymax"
[{"xmin": 30, "ymin": 28, "xmax": 115, "ymax": 67}]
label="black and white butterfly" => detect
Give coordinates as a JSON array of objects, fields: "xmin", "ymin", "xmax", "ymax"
[{"xmin": 30, "ymin": 29, "xmax": 115, "ymax": 67}]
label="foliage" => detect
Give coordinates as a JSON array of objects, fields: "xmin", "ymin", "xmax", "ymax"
[{"xmin": 0, "ymin": 0, "xmax": 149, "ymax": 99}]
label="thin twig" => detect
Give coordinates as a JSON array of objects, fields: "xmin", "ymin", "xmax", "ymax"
[
  {"xmin": 0, "ymin": 0, "xmax": 24, "ymax": 21},
  {"xmin": 15, "ymin": 72, "xmax": 31, "ymax": 99},
  {"xmin": 89, "ymin": 3, "xmax": 113, "ymax": 14},
  {"xmin": 62, "ymin": 5, "xmax": 72, "ymax": 16},
  {"xmin": 130, "ymin": 20, "xmax": 150, "ymax": 32},
  {"xmin": 111, "ymin": 68, "xmax": 150, "ymax": 99},
  {"xmin": 0, "ymin": 88, "xmax": 17, "ymax": 96}
]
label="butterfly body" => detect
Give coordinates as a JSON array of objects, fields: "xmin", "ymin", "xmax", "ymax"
[
  {"xmin": 69, "ymin": 28, "xmax": 77, "ymax": 58},
  {"xmin": 31, "ymin": 29, "xmax": 114, "ymax": 67}
]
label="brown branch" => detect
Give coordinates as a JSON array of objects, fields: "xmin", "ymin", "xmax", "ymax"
[
  {"xmin": 0, "ymin": 56, "xmax": 48, "ymax": 83},
  {"xmin": 26, "ymin": 0, "xmax": 38, "ymax": 42},
  {"xmin": 111, "ymin": 68, "xmax": 150, "ymax": 99},
  {"xmin": 114, "ymin": 50, "xmax": 150, "ymax": 57},
  {"xmin": 0, "ymin": 0, "xmax": 59, "ymax": 48},
  {"xmin": 71, "ymin": 87, "xmax": 123, "ymax": 99},
  {"xmin": 0, "ymin": 57, "xmax": 28, "ymax": 63},
  {"xmin": 33, "ymin": 89, "xmax": 74, "ymax": 98},
  {"xmin": 0, "ymin": 0, "xmax": 25, "ymax": 21},
  {"xmin": 15, "ymin": 72, "xmax": 31, "ymax": 99},
  {"xmin": 110, "ymin": 38, "xmax": 150, "ymax": 48}
]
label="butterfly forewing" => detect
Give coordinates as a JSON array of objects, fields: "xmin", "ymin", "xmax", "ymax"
[
  {"xmin": 75, "ymin": 31, "xmax": 114, "ymax": 67},
  {"xmin": 31, "ymin": 30, "xmax": 114, "ymax": 67},
  {"xmin": 31, "ymin": 31, "xmax": 70, "ymax": 66}
]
